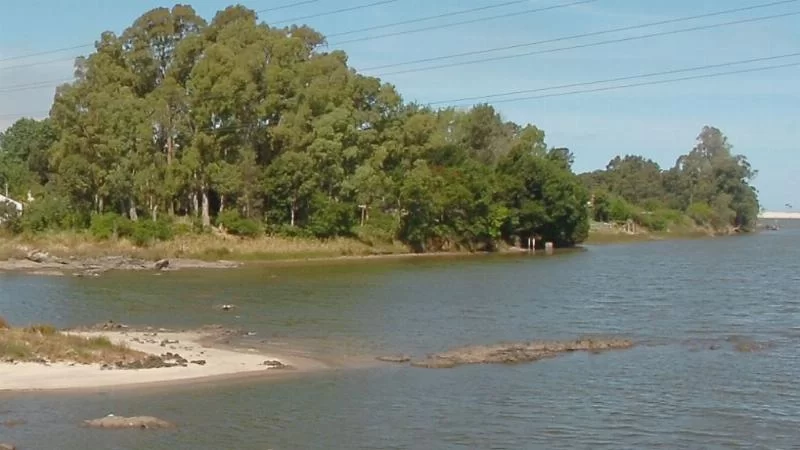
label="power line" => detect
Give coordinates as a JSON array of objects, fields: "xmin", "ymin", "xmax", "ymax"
[
  {"xmin": 376, "ymin": 10, "xmax": 800, "ymax": 77},
  {"xmin": 329, "ymin": 0, "xmax": 598, "ymax": 45},
  {"xmin": 0, "ymin": 1, "xmax": 324, "ymax": 65},
  {"xmin": 256, "ymin": 0, "xmax": 323, "ymax": 14},
  {"xmin": 364, "ymin": 0, "xmax": 799, "ymax": 71},
  {"xmin": 3, "ymin": 60, "xmax": 795, "ymax": 124},
  {"xmin": 0, "ymin": 78, "xmax": 73, "ymax": 93},
  {"xmin": 0, "ymin": 0, "xmax": 591, "ymax": 73},
  {"xmin": 448, "ymin": 61, "xmax": 800, "ymax": 106},
  {"xmin": 428, "ymin": 52, "xmax": 800, "ymax": 105},
  {"xmin": 325, "ymin": 0, "xmax": 528, "ymax": 38},
  {"xmin": 1, "ymin": 10, "xmax": 797, "ymax": 96},
  {"xmin": 270, "ymin": 0, "xmax": 400, "ymax": 25}
]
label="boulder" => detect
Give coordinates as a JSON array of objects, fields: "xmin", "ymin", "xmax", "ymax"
[
  {"xmin": 154, "ymin": 259, "xmax": 170, "ymax": 270},
  {"xmin": 263, "ymin": 360, "xmax": 290, "ymax": 369},
  {"xmin": 83, "ymin": 415, "xmax": 174, "ymax": 429}
]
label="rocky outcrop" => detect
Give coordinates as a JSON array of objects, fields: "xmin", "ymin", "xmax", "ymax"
[
  {"xmin": 410, "ymin": 338, "xmax": 634, "ymax": 369},
  {"xmin": 0, "ymin": 251, "xmax": 241, "ymax": 275},
  {"xmin": 83, "ymin": 415, "xmax": 174, "ymax": 429}
]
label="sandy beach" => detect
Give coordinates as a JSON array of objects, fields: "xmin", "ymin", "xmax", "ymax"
[{"xmin": 0, "ymin": 329, "xmax": 315, "ymax": 392}]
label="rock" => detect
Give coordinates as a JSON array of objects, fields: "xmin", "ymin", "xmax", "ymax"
[
  {"xmin": 26, "ymin": 249, "xmax": 51, "ymax": 263},
  {"xmin": 376, "ymin": 354, "xmax": 412, "ymax": 363},
  {"xmin": 154, "ymin": 259, "xmax": 170, "ymax": 270},
  {"xmin": 160, "ymin": 339, "xmax": 179, "ymax": 347},
  {"xmin": 410, "ymin": 337, "xmax": 634, "ymax": 369},
  {"xmin": 82, "ymin": 415, "xmax": 175, "ymax": 429},
  {"xmin": 0, "ymin": 443, "xmax": 16, "ymax": 450},
  {"xmin": 190, "ymin": 360, "xmax": 207, "ymax": 366},
  {"xmin": 262, "ymin": 360, "xmax": 290, "ymax": 369},
  {"xmin": 217, "ymin": 304, "xmax": 236, "ymax": 311}
]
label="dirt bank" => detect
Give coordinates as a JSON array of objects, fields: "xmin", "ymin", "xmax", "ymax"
[{"xmin": 0, "ymin": 249, "xmax": 240, "ymax": 276}]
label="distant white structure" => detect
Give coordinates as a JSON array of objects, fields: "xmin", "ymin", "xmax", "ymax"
[
  {"xmin": 0, "ymin": 193, "xmax": 23, "ymax": 213},
  {"xmin": 759, "ymin": 211, "xmax": 800, "ymax": 220}
]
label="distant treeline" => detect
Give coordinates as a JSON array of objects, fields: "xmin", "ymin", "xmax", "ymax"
[
  {"xmin": 580, "ymin": 126, "xmax": 760, "ymax": 232},
  {"xmin": 0, "ymin": 4, "xmax": 759, "ymax": 249}
]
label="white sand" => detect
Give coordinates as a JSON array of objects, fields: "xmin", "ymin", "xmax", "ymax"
[{"xmin": 0, "ymin": 330, "xmax": 300, "ymax": 392}]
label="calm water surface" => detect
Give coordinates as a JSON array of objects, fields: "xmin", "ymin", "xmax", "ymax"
[{"xmin": 1, "ymin": 223, "xmax": 799, "ymax": 449}]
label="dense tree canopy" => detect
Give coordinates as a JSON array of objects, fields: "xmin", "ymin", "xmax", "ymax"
[
  {"xmin": 0, "ymin": 4, "xmax": 595, "ymax": 250},
  {"xmin": 580, "ymin": 126, "xmax": 760, "ymax": 232},
  {"xmin": 1, "ymin": 5, "xmax": 760, "ymax": 246}
]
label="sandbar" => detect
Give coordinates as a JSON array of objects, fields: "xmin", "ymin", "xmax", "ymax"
[{"xmin": 0, "ymin": 329, "xmax": 319, "ymax": 392}]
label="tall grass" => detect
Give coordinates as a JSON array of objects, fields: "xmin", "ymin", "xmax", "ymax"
[
  {"xmin": 0, "ymin": 230, "xmax": 408, "ymax": 261},
  {"xmin": 0, "ymin": 324, "xmax": 145, "ymax": 364}
]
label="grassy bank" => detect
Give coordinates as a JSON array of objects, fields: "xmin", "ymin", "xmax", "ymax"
[
  {"xmin": 0, "ymin": 317, "xmax": 144, "ymax": 364},
  {"xmin": 0, "ymin": 231, "xmax": 410, "ymax": 262},
  {"xmin": 583, "ymin": 221, "xmax": 733, "ymax": 245},
  {"xmin": 0, "ymin": 222, "xmax": 740, "ymax": 264}
]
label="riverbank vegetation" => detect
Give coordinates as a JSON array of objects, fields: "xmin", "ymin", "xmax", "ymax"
[
  {"xmin": 0, "ymin": 4, "xmax": 759, "ymax": 258},
  {"xmin": 580, "ymin": 126, "xmax": 760, "ymax": 235},
  {"xmin": 0, "ymin": 316, "xmax": 144, "ymax": 364}
]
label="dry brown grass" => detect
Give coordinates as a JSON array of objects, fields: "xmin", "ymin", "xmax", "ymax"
[
  {"xmin": 0, "ymin": 316, "xmax": 9, "ymax": 330},
  {"xmin": 0, "ymin": 231, "xmax": 408, "ymax": 261},
  {"xmin": 0, "ymin": 324, "xmax": 146, "ymax": 365}
]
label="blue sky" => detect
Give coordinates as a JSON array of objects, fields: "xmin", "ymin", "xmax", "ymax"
[{"xmin": 1, "ymin": 0, "xmax": 797, "ymax": 210}]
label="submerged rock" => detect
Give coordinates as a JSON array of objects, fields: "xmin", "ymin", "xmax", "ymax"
[
  {"xmin": 83, "ymin": 415, "xmax": 174, "ymax": 429},
  {"xmin": 410, "ymin": 337, "xmax": 634, "ymax": 369},
  {"xmin": 376, "ymin": 354, "xmax": 412, "ymax": 363}
]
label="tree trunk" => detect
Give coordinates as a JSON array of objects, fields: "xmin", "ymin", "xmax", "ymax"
[
  {"xmin": 201, "ymin": 188, "xmax": 210, "ymax": 228},
  {"xmin": 98, "ymin": 196, "xmax": 104, "ymax": 215},
  {"xmin": 151, "ymin": 204, "xmax": 158, "ymax": 222},
  {"xmin": 166, "ymin": 134, "xmax": 174, "ymax": 166},
  {"xmin": 290, "ymin": 197, "xmax": 296, "ymax": 227},
  {"xmin": 191, "ymin": 193, "xmax": 199, "ymax": 218},
  {"xmin": 219, "ymin": 194, "xmax": 225, "ymax": 213},
  {"xmin": 129, "ymin": 198, "xmax": 138, "ymax": 222}
]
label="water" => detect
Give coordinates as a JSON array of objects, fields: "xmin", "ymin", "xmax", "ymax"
[{"xmin": 2, "ymin": 224, "xmax": 799, "ymax": 449}]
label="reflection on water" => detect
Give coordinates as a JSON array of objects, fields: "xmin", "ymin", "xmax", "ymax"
[{"xmin": 1, "ymin": 223, "xmax": 799, "ymax": 449}]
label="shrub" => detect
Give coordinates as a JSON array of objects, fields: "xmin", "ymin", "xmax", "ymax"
[
  {"xmin": 89, "ymin": 213, "xmax": 133, "ymax": 240},
  {"xmin": 307, "ymin": 195, "xmax": 356, "ymax": 238},
  {"xmin": 0, "ymin": 315, "xmax": 9, "ymax": 329},
  {"xmin": 216, "ymin": 210, "xmax": 262, "ymax": 238},
  {"xmin": 131, "ymin": 218, "xmax": 174, "ymax": 247},
  {"xmin": 608, "ymin": 196, "xmax": 636, "ymax": 222},
  {"xmin": 687, "ymin": 202, "xmax": 715, "ymax": 226},
  {"xmin": 19, "ymin": 194, "xmax": 87, "ymax": 232}
]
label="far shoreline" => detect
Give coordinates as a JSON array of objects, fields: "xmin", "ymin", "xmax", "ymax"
[{"xmin": 0, "ymin": 227, "xmax": 751, "ymax": 276}]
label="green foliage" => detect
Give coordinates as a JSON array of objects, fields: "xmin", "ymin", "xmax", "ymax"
[
  {"xmin": 130, "ymin": 218, "xmax": 174, "ymax": 247},
  {"xmin": 582, "ymin": 126, "xmax": 759, "ymax": 232},
  {"xmin": 0, "ymin": 5, "xmax": 761, "ymax": 252},
  {"xmin": 216, "ymin": 210, "xmax": 263, "ymax": 238},
  {"xmin": 89, "ymin": 213, "xmax": 133, "ymax": 240},
  {"xmin": 19, "ymin": 195, "xmax": 85, "ymax": 232},
  {"xmin": 608, "ymin": 196, "xmax": 636, "ymax": 222}
]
